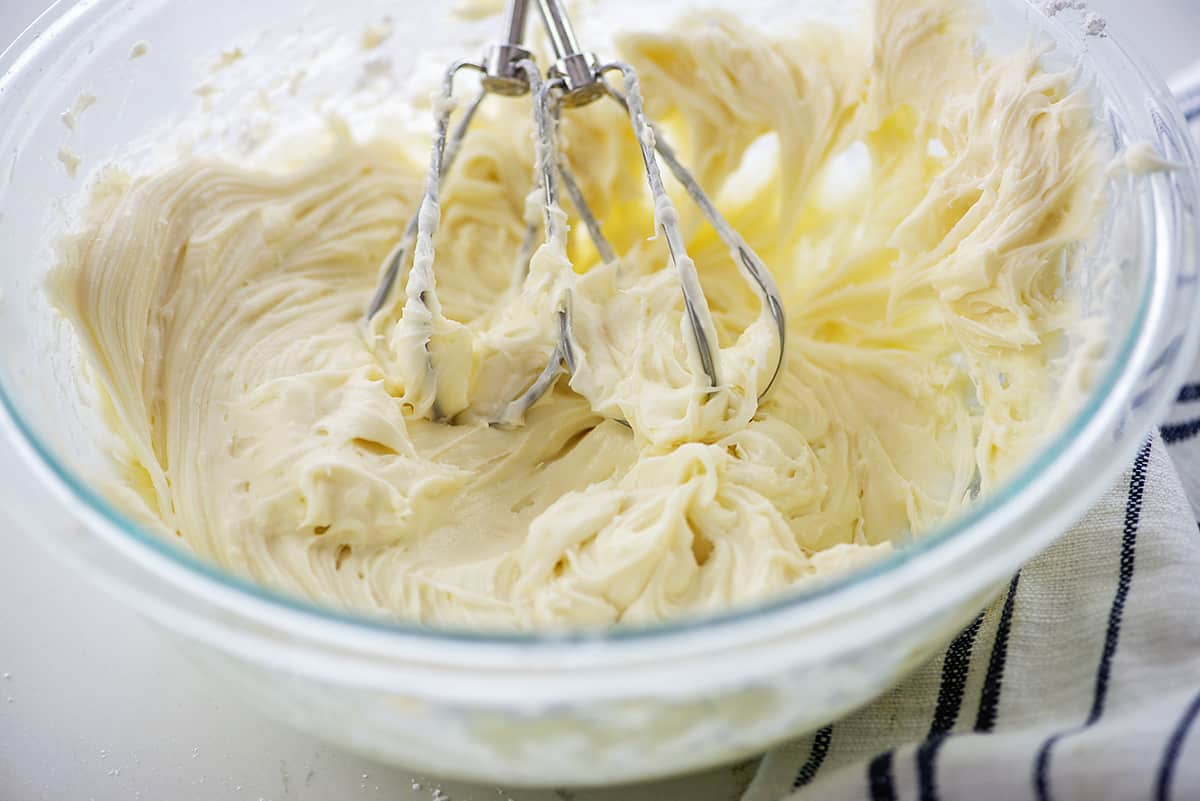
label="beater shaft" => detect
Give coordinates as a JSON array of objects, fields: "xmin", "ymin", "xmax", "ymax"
[{"xmin": 366, "ymin": 0, "xmax": 533, "ymax": 320}]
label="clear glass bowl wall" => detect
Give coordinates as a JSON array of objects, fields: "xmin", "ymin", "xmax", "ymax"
[{"xmin": 0, "ymin": 0, "xmax": 1196, "ymax": 786}]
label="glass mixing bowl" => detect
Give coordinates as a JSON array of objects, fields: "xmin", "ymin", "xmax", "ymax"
[{"xmin": 0, "ymin": 0, "xmax": 1197, "ymax": 787}]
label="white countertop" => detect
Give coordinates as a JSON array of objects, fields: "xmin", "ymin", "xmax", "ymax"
[{"xmin": 1, "ymin": 2, "xmax": 1196, "ymax": 800}]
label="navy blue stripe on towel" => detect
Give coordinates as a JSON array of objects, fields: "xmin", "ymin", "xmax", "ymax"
[
  {"xmin": 1154, "ymin": 689, "xmax": 1200, "ymax": 801},
  {"xmin": 868, "ymin": 750, "xmax": 897, "ymax": 801},
  {"xmin": 917, "ymin": 613, "xmax": 986, "ymax": 801},
  {"xmin": 929, "ymin": 614, "xmax": 986, "ymax": 735},
  {"xmin": 1034, "ymin": 439, "xmax": 1152, "ymax": 801},
  {"xmin": 1176, "ymin": 383, "xmax": 1200, "ymax": 403},
  {"xmin": 916, "ymin": 736, "xmax": 950, "ymax": 801},
  {"xmin": 1162, "ymin": 418, "xmax": 1200, "ymax": 445},
  {"xmin": 975, "ymin": 572, "xmax": 1022, "ymax": 732},
  {"xmin": 792, "ymin": 726, "xmax": 833, "ymax": 789}
]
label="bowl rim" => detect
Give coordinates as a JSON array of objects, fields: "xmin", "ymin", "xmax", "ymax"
[{"xmin": 1, "ymin": 0, "xmax": 1197, "ymax": 659}]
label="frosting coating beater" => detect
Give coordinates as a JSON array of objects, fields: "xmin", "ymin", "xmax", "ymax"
[{"xmin": 366, "ymin": 0, "xmax": 786, "ymax": 427}]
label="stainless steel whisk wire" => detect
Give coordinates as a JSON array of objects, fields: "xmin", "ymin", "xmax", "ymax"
[{"xmin": 367, "ymin": 0, "xmax": 786, "ymax": 427}]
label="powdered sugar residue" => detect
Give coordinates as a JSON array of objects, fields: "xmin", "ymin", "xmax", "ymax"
[
  {"xmin": 1039, "ymin": 1, "xmax": 1107, "ymax": 37},
  {"xmin": 1082, "ymin": 12, "xmax": 1107, "ymax": 36},
  {"xmin": 1040, "ymin": 0, "xmax": 1085, "ymax": 16}
]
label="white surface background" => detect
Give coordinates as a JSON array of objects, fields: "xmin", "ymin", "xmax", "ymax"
[{"xmin": 1, "ymin": 2, "xmax": 1197, "ymax": 800}]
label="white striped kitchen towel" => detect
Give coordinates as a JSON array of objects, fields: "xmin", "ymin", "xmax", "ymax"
[{"xmin": 741, "ymin": 66, "xmax": 1200, "ymax": 801}]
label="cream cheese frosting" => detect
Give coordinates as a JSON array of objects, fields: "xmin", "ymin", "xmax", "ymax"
[{"xmin": 52, "ymin": 0, "xmax": 1105, "ymax": 628}]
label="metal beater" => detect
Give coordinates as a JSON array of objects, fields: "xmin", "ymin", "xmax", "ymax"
[{"xmin": 366, "ymin": 0, "xmax": 786, "ymax": 427}]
